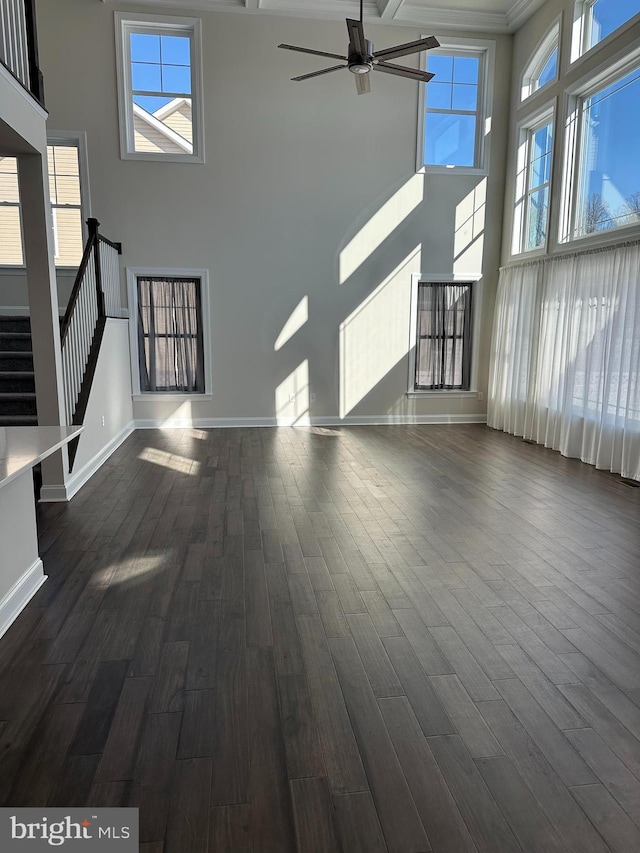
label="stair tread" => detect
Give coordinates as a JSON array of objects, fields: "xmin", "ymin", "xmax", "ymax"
[
  {"xmin": 0, "ymin": 391, "xmax": 37, "ymax": 398},
  {"xmin": 0, "ymin": 371, "xmax": 34, "ymax": 377}
]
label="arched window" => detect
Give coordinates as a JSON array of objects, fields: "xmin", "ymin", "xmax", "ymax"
[{"xmin": 521, "ymin": 23, "xmax": 560, "ymax": 101}]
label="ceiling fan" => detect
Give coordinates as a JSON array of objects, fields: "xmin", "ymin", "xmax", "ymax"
[{"xmin": 278, "ymin": 0, "xmax": 439, "ymax": 95}]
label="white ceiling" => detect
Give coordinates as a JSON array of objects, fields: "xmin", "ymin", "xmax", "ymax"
[{"xmin": 102, "ymin": 0, "xmax": 547, "ymax": 33}]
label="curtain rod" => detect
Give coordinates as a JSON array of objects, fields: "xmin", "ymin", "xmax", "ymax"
[{"xmin": 500, "ymin": 237, "xmax": 640, "ymax": 272}]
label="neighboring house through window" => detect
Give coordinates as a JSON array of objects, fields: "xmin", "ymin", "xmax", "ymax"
[
  {"xmin": 128, "ymin": 269, "xmax": 211, "ymax": 397},
  {"xmin": 0, "ymin": 157, "xmax": 24, "ymax": 265},
  {"xmin": 115, "ymin": 13, "xmax": 204, "ymax": 162}
]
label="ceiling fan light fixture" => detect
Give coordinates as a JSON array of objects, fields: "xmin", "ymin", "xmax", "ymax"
[{"xmin": 350, "ymin": 62, "xmax": 371, "ymax": 74}]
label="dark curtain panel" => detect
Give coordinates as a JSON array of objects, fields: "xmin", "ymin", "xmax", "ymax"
[
  {"xmin": 415, "ymin": 283, "xmax": 473, "ymax": 390},
  {"xmin": 137, "ymin": 276, "xmax": 205, "ymax": 392}
]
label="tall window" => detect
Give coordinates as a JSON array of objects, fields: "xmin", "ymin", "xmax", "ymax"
[
  {"xmin": 422, "ymin": 51, "xmax": 484, "ymax": 169},
  {"xmin": 116, "ymin": 14, "xmax": 204, "ymax": 162},
  {"xmin": 573, "ymin": 0, "xmax": 640, "ymax": 59},
  {"xmin": 0, "ymin": 158, "xmax": 23, "ymax": 265},
  {"xmin": 136, "ymin": 276, "xmax": 205, "ymax": 393},
  {"xmin": 513, "ymin": 116, "xmax": 554, "ymax": 254},
  {"xmin": 570, "ymin": 63, "xmax": 640, "ymax": 238},
  {"xmin": 48, "ymin": 141, "xmax": 84, "ymax": 266},
  {"xmin": 413, "ymin": 282, "xmax": 473, "ymax": 390}
]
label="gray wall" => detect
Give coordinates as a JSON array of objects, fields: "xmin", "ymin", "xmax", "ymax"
[{"xmin": 37, "ymin": 0, "xmax": 513, "ymax": 424}]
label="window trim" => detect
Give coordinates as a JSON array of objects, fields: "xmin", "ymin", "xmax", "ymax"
[
  {"xmin": 511, "ymin": 103, "xmax": 556, "ymax": 258},
  {"xmin": 417, "ymin": 37, "xmax": 495, "ymax": 176},
  {"xmin": 127, "ymin": 266, "xmax": 212, "ymax": 399},
  {"xmin": 521, "ymin": 19, "xmax": 560, "ymax": 102},
  {"xmin": 115, "ymin": 12, "xmax": 205, "ymax": 164},
  {"xmin": 407, "ymin": 273, "xmax": 482, "ymax": 397},
  {"xmin": 559, "ymin": 50, "xmax": 640, "ymax": 245}
]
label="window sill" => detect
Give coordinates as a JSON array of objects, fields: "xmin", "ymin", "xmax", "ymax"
[
  {"xmin": 418, "ymin": 165, "xmax": 487, "ymax": 177},
  {"xmin": 407, "ymin": 391, "xmax": 478, "ymax": 398},
  {"xmin": 133, "ymin": 393, "xmax": 212, "ymax": 402},
  {"xmin": 121, "ymin": 151, "xmax": 205, "ymax": 165}
]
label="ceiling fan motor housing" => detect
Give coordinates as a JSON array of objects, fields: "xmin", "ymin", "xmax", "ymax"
[{"xmin": 348, "ymin": 39, "xmax": 374, "ymax": 73}]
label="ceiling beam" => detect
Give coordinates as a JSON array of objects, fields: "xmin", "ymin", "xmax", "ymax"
[{"xmin": 377, "ymin": 0, "xmax": 405, "ymax": 21}]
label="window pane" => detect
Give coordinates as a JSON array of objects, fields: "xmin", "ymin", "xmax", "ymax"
[
  {"xmin": 588, "ymin": 0, "xmax": 640, "ymax": 50},
  {"xmin": 426, "ymin": 82, "xmax": 452, "ymax": 109},
  {"xmin": 427, "ymin": 54, "xmax": 453, "ymax": 81},
  {"xmin": 537, "ymin": 47, "xmax": 557, "ymax": 87},
  {"xmin": 160, "ymin": 35, "xmax": 191, "ymax": 65},
  {"xmin": 161, "ymin": 64, "xmax": 191, "ymax": 95},
  {"xmin": 130, "ymin": 33, "xmax": 160, "ymax": 63},
  {"xmin": 425, "ymin": 113, "xmax": 476, "ymax": 167},
  {"xmin": 531, "ymin": 152, "xmax": 551, "ymax": 189},
  {"xmin": 133, "ymin": 95, "xmax": 174, "ymax": 113},
  {"xmin": 0, "ymin": 157, "xmax": 20, "ymax": 203},
  {"xmin": 133, "ymin": 98, "xmax": 193, "ymax": 152},
  {"xmin": 452, "ymin": 83, "xmax": 477, "ymax": 111},
  {"xmin": 576, "ymin": 66, "xmax": 640, "ymax": 236},
  {"xmin": 526, "ymin": 186, "xmax": 549, "ymax": 249},
  {"xmin": 453, "ymin": 56, "xmax": 479, "ymax": 84},
  {"xmin": 132, "ymin": 62, "xmax": 162, "ymax": 92},
  {"xmin": 415, "ymin": 283, "xmax": 472, "ymax": 389}
]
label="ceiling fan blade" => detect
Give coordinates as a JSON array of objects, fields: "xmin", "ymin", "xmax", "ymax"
[
  {"xmin": 346, "ymin": 18, "xmax": 367, "ymax": 56},
  {"xmin": 279, "ymin": 44, "xmax": 346, "ymax": 61},
  {"xmin": 374, "ymin": 62, "xmax": 435, "ymax": 83},
  {"xmin": 355, "ymin": 73, "xmax": 371, "ymax": 95},
  {"xmin": 291, "ymin": 64, "xmax": 347, "ymax": 82},
  {"xmin": 374, "ymin": 36, "xmax": 440, "ymax": 62}
]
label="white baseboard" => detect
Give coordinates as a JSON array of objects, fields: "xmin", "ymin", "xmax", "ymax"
[
  {"xmin": 0, "ymin": 559, "xmax": 46, "ymax": 641},
  {"xmin": 135, "ymin": 414, "xmax": 487, "ymax": 429},
  {"xmin": 39, "ymin": 420, "xmax": 135, "ymax": 503}
]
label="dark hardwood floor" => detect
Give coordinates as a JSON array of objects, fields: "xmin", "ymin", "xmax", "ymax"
[{"xmin": 2, "ymin": 423, "xmax": 640, "ymax": 852}]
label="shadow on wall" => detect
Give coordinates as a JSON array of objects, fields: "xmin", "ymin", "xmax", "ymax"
[{"xmin": 271, "ymin": 170, "xmax": 487, "ymax": 421}]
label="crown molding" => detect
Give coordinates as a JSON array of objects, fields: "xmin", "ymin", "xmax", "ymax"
[{"xmin": 101, "ymin": 0, "xmax": 541, "ymax": 33}]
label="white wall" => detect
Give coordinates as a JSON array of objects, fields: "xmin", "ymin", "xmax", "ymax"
[
  {"xmin": 68, "ymin": 318, "xmax": 134, "ymax": 492},
  {"xmin": 37, "ymin": 0, "xmax": 513, "ymax": 424},
  {"xmin": 0, "ymin": 269, "xmax": 75, "ymax": 313}
]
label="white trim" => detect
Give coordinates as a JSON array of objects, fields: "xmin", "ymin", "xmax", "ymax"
[
  {"xmin": 571, "ymin": 0, "xmax": 640, "ymax": 64},
  {"xmin": 0, "ymin": 559, "xmax": 46, "ymax": 641},
  {"xmin": 127, "ymin": 266, "xmax": 212, "ymax": 397},
  {"xmin": 0, "ymin": 62, "xmax": 48, "ymax": 121},
  {"xmin": 39, "ymin": 421, "xmax": 135, "ymax": 502},
  {"xmin": 135, "ymin": 414, "xmax": 487, "ymax": 429},
  {"xmin": 114, "ymin": 12, "xmax": 205, "ymax": 163},
  {"xmin": 416, "ymin": 37, "xmax": 495, "ymax": 175}
]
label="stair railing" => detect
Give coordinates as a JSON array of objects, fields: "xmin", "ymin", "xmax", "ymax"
[
  {"xmin": 0, "ymin": 0, "xmax": 44, "ymax": 105},
  {"xmin": 60, "ymin": 218, "xmax": 122, "ymax": 469}
]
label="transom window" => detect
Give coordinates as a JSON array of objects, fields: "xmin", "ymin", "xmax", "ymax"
[
  {"xmin": 412, "ymin": 282, "xmax": 473, "ymax": 391},
  {"xmin": 521, "ymin": 23, "xmax": 559, "ymax": 100},
  {"xmin": 573, "ymin": 0, "xmax": 640, "ymax": 59},
  {"xmin": 422, "ymin": 50, "xmax": 485, "ymax": 169},
  {"xmin": 513, "ymin": 116, "xmax": 554, "ymax": 254},
  {"xmin": 570, "ymin": 63, "xmax": 640, "ymax": 238},
  {"xmin": 116, "ymin": 14, "xmax": 204, "ymax": 162}
]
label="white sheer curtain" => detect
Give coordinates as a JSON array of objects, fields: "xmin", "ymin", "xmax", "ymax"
[{"xmin": 488, "ymin": 241, "xmax": 640, "ymax": 481}]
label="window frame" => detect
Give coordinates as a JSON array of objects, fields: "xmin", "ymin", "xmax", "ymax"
[
  {"xmin": 511, "ymin": 104, "xmax": 556, "ymax": 257},
  {"xmin": 571, "ymin": 0, "xmax": 640, "ymax": 63},
  {"xmin": 127, "ymin": 266, "xmax": 212, "ymax": 400},
  {"xmin": 417, "ymin": 37, "xmax": 494, "ymax": 176},
  {"xmin": 47, "ymin": 132, "xmax": 92, "ymax": 270},
  {"xmin": 407, "ymin": 273, "xmax": 482, "ymax": 397},
  {"xmin": 559, "ymin": 50, "xmax": 640, "ymax": 245},
  {"xmin": 521, "ymin": 20, "xmax": 560, "ymax": 101},
  {"xmin": 115, "ymin": 12, "xmax": 205, "ymax": 164}
]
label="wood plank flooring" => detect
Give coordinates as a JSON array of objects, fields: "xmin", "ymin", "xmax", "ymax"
[{"xmin": 2, "ymin": 423, "xmax": 640, "ymax": 852}]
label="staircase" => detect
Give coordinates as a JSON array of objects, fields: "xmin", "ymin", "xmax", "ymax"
[{"xmin": 0, "ymin": 315, "xmax": 37, "ymax": 426}]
